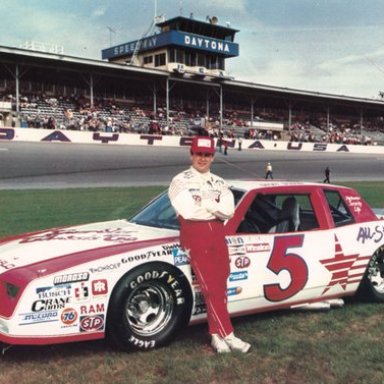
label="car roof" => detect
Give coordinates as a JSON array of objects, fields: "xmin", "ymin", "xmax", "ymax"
[{"xmin": 228, "ymin": 179, "xmax": 349, "ymax": 192}]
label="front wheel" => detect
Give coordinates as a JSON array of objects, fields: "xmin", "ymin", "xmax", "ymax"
[
  {"xmin": 107, "ymin": 262, "xmax": 193, "ymax": 351},
  {"xmin": 356, "ymin": 246, "xmax": 384, "ymax": 302}
]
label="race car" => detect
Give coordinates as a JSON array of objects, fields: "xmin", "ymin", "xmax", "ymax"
[{"xmin": 0, "ymin": 180, "xmax": 383, "ymax": 352}]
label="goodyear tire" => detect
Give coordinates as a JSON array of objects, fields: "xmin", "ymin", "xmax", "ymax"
[
  {"xmin": 356, "ymin": 246, "xmax": 384, "ymax": 302},
  {"xmin": 108, "ymin": 262, "xmax": 192, "ymax": 351}
]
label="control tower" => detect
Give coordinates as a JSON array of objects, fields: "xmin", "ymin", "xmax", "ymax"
[{"xmin": 101, "ymin": 15, "xmax": 239, "ymax": 79}]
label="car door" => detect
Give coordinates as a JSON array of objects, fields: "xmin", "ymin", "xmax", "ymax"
[{"xmin": 225, "ymin": 190, "xmax": 355, "ymax": 313}]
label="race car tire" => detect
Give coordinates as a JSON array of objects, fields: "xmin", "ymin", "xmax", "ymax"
[
  {"xmin": 356, "ymin": 246, "xmax": 384, "ymax": 302},
  {"xmin": 107, "ymin": 262, "xmax": 193, "ymax": 351}
]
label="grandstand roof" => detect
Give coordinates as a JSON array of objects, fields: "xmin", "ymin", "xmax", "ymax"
[{"xmin": 0, "ymin": 45, "xmax": 383, "ymax": 115}]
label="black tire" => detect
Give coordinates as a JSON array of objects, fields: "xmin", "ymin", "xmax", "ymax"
[
  {"xmin": 107, "ymin": 262, "xmax": 193, "ymax": 351},
  {"xmin": 356, "ymin": 246, "xmax": 384, "ymax": 302}
]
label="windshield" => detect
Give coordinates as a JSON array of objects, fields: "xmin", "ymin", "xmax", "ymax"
[
  {"xmin": 130, "ymin": 188, "xmax": 245, "ymax": 230},
  {"xmin": 130, "ymin": 191, "xmax": 180, "ymax": 230}
]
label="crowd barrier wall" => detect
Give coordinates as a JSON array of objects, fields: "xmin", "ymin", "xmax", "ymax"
[{"xmin": 1, "ymin": 127, "xmax": 384, "ymax": 155}]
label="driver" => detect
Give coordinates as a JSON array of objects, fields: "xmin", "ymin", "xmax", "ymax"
[{"xmin": 168, "ymin": 136, "xmax": 251, "ymax": 354}]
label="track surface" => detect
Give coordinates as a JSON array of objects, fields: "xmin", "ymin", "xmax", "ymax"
[{"xmin": 0, "ymin": 141, "xmax": 383, "ymax": 189}]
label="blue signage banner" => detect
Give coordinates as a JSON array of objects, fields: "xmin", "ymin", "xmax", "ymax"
[{"xmin": 102, "ymin": 30, "xmax": 239, "ymax": 60}]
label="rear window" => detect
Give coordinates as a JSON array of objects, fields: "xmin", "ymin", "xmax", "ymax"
[{"xmin": 324, "ymin": 190, "xmax": 354, "ymax": 227}]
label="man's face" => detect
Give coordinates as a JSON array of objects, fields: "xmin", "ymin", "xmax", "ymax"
[{"xmin": 191, "ymin": 152, "xmax": 214, "ymax": 173}]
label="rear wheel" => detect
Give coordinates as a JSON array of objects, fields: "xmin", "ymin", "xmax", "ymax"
[
  {"xmin": 356, "ymin": 246, "xmax": 384, "ymax": 302},
  {"xmin": 107, "ymin": 262, "xmax": 192, "ymax": 351}
]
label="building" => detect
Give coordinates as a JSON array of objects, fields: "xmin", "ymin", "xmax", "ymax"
[
  {"xmin": 0, "ymin": 14, "xmax": 383, "ymax": 141},
  {"xmin": 102, "ymin": 15, "xmax": 238, "ymax": 80}
]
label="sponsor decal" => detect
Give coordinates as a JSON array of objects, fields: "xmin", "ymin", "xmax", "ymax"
[
  {"xmin": 0, "ymin": 259, "xmax": 16, "ymax": 270},
  {"xmin": 61, "ymin": 308, "xmax": 78, "ymax": 326},
  {"xmin": 80, "ymin": 315, "xmax": 105, "ymax": 332},
  {"xmin": 19, "ymin": 311, "xmax": 59, "ymax": 325},
  {"xmin": 32, "ymin": 297, "xmax": 70, "ymax": 312},
  {"xmin": 357, "ymin": 225, "xmax": 384, "ymax": 244},
  {"xmin": 227, "ymin": 287, "xmax": 242, "ymax": 296},
  {"xmin": 192, "ymin": 289, "xmax": 206, "ymax": 316},
  {"xmin": 92, "ymin": 279, "xmax": 108, "ymax": 295},
  {"xmin": 234, "ymin": 256, "xmax": 251, "ymax": 269},
  {"xmin": 36, "ymin": 285, "xmax": 71, "ymax": 299},
  {"xmin": 74, "ymin": 282, "xmax": 90, "ymax": 302},
  {"xmin": 228, "ymin": 244, "xmax": 246, "ymax": 257},
  {"xmin": 246, "ymin": 243, "xmax": 271, "ymax": 253},
  {"xmin": 89, "ymin": 262, "xmax": 121, "ymax": 274},
  {"xmin": 229, "ymin": 271, "xmax": 248, "ymax": 282},
  {"xmin": 121, "ymin": 248, "xmax": 173, "ymax": 264},
  {"xmin": 162, "ymin": 243, "xmax": 179, "ymax": 251},
  {"xmin": 54, "ymin": 272, "xmax": 89, "ymax": 285},
  {"xmin": 80, "ymin": 303, "xmax": 105, "ymax": 315},
  {"xmin": 172, "ymin": 247, "xmax": 189, "ymax": 266},
  {"xmin": 226, "ymin": 237, "xmax": 244, "ymax": 245},
  {"xmin": 345, "ymin": 195, "xmax": 362, "ymax": 213},
  {"xmin": 19, "ymin": 228, "xmax": 138, "ymax": 244},
  {"xmin": 129, "ymin": 270, "xmax": 186, "ymax": 305},
  {"xmin": 129, "ymin": 335, "xmax": 155, "ymax": 349}
]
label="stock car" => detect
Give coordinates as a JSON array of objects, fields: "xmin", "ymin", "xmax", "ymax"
[{"xmin": 0, "ymin": 180, "xmax": 384, "ymax": 352}]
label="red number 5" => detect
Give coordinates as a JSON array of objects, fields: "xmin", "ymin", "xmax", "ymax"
[{"xmin": 264, "ymin": 235, "xmax": 308, "ymax": 302}]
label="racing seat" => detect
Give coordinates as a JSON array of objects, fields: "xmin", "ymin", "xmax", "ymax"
[{"xmin": 271, "ymin": 196, "xmax": 300, "ymax": 233}]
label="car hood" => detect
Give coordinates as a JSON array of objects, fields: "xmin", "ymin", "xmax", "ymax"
[{"xmin": 0, "ymin": 220, "xmax": 179, "ymax": 271}]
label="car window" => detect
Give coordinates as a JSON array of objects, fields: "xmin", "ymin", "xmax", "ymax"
[
  {"xmin": 130, "ymin": 191, "xmax": 180, "ymax": 230},
  {"xmin": 237, "ymin": 193, "xmax": 318, "ymax": 234},
  {"xmin": 324, "ymin": 190, "xmax": 354, "ymax": 227},
  {"xmin": 130, "ymin": 189, "xmax": 244, "ymax": 230},
  {"xmin": 230, "ymin": 188, "xmax": 245, "ymax": 206}
]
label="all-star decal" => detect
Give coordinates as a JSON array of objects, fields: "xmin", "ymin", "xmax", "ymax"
[{"xmin": 320, "ymin": 235, "xmax": 360, "ymax": 294}]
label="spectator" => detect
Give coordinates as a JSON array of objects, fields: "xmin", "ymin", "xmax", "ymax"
[
  {"xmin": 265, "ymin": 162, "xmax": 273, "ymax": 179},
  {"xmin": 324, "ymin": 166, "xmax": 331, "ymax": 183}
]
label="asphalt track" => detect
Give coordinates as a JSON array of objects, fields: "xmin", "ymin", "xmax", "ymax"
[{"xmin": 0, "ymin": 141, "xmax": 383, "ymax": 189}]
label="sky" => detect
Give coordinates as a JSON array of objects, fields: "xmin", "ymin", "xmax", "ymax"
[{"xmin": 1, "ymin": 0, "xmax": 384, "ymax": 100}]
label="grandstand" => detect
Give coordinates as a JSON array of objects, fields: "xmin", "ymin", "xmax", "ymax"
[{"xmin": 0, "ymin": 14, "xmax": 384, "ymax": 145}]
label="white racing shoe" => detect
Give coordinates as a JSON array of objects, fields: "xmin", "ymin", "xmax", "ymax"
[
  {"xmin": 223, "ymin": 333, "xmax": 251, "ymax": 353},
  {"xmin": 211, "ymin": 334, "xmax": 231, "ymax": 353}
]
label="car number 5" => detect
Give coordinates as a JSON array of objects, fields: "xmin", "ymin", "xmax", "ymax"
[{"xmin": 264, "ymin": 235, "xmax": 308, "ymax": 302}]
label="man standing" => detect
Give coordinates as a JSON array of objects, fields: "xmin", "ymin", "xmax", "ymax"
[
  {"xmin": 168, "ymin": 136, "xmax": 251, "ymax": 354},
  {"xmin": 324, "ymin": 166, "xmax": 331, "ymax": 183},
  {"xmin": 265, "ymin": 162, "xmax": 273, "ymax": 179}
]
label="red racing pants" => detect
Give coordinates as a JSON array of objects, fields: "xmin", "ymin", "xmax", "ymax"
[{"xmin": 179, "ymin": 217, "xmax": 233, "ymax": 337}]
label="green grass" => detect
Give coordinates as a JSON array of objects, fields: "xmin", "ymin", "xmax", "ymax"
[
  {"xmin": 1, "ymin": 183, "xmax": 384, "ymax": 384},
  {"xmin": 0, "ymin": 186, "xmax": 165, "ymax": 238}
]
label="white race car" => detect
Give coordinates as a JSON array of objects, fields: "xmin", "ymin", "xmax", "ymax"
[{"xmin": 0, "ymin": 181, "xmax": 383, "ymax": 351}]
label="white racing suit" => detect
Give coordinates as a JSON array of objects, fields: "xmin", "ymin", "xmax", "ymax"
[{"xmin": 169, "ymin": 166, "xmax": 235, "ymax": 337}]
